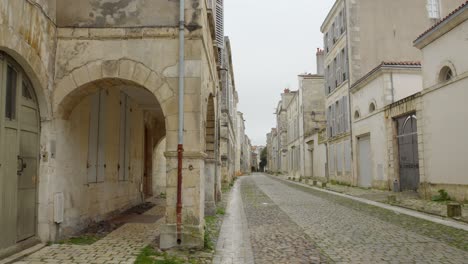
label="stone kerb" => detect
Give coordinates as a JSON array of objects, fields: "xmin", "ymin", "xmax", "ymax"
[{"xmin": 53, "ymin": 59, "xmax": 172, "ymax": 119}]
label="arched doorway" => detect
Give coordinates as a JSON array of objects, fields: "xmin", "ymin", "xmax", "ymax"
[
  {"xmin": 397, "ymin": 114, "xmax": 420, "ymax": 191},
  {"xmin": 204, "ymin": 94, "xmax": 217, "ymax": 215},
  {"xmin": 53, "ymin": 77, "xmax": 166, "ymax": 236},
  {"xmin": 0, "ymin": 52, "xmax": 40, "ymax": 248}
]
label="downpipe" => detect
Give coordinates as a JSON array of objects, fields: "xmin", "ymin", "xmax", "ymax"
[{"xmin": 177, "ymin": 0, "xmax": 185, "ymax": 245}]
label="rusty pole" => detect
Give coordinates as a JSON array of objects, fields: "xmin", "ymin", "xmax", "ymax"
[{"xmin": 177, "ymin": 0, "xmax": 185, "ymax": 245}]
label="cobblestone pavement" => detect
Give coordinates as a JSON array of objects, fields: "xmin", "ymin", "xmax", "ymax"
[
  {"xmin": 283, "ymin": 175, "xmax": 468, "ymax": 223},
  {"xmin": 256, "ymin": 174, "xmax": 468, "ymax": 263},
  {"xmin": 15, "ymin": 204, "xmax": 165, "ymax": 264}
]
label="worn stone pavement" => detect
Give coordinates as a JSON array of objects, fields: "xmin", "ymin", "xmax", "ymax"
[
  {"xmin": 215, "ymin": 174, "xmax": 468, "ymax": 264},
  {"xmin": 14, "ymin": 204, "xmax": 165, "ymax": 264}
]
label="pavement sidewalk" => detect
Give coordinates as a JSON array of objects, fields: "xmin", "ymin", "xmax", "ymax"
[{"xmin": 272, "ymin": 174, "xmax": 468, "ymax": 231}]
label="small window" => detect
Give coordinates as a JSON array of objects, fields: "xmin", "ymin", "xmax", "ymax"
[
  {"xmin": 427, "ymin": 0, "xmax": 440, "ymax": 19},
  {"xmin": 439, "ymin": 66, "xmax": 453, "ymax": 83},
  {"xmin": 369, "ymin": 102, "xmax": 376, "ymax": 113},
  {"xmin": 354, "ymin": 110, "xmax": 360, "ymax": 119}
]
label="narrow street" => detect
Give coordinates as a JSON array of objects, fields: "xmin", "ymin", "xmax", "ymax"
[{"xmin": 214, "ymin": 174, "xmax": 468, "ymax": 264}]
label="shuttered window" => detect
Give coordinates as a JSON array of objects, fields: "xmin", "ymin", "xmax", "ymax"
[
  {"xmin": 329, "ymin": 144, "xmax": 335, "ymax": 175},
  {"xmin": 87, "ymin": 90, "xmax": 107, "ymax": 183},
  {"xmin": 119, "ymin": 92, "xmax": 131, "ymax": 181},
  {"xmin": 342, "ymin": 48, "xmax": 348, "ymax": 81},
  {"xmin": 215, "ymin": 0, "xmax": 224, "ymax": 49},
  {"xmin": 343, "ymin": 96, "xmax": 349, "ymax": 132},
  {"xmin": 427, "ymin": 0, "xmax": 440, "ymax": 19}
]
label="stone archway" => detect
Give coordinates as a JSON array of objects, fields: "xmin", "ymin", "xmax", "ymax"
[
  {"xmin": 47, "ymin": 70, "xmax": 167, "ymax": 240},
  {"xmin": 53, "ymin": 59, "xmax": 171, "ymax": 119}
]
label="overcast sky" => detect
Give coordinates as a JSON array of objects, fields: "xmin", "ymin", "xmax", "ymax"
[{"xmin": 225, "ymin": 0, "xmax": 335, "ymax": 146}]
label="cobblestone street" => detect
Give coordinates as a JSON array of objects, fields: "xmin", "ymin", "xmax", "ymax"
[
  {"xmin": 13, "ymin": 203, "xmax": 165, "ymax": 264},
  {"xmin": 215, "ymin": 174, "xmax": 468, "ymax": 264}
]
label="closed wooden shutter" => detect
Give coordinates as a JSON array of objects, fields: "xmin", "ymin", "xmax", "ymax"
[
  {"xmin": 87, "ymin": 90, "xmax": 107, "ymax": 183},
  {"xmin": 97, "ymin": 89, "xmax": 107, "ymax": 183},
  {"xmin": 343, "ymin": 96, "xmax": 349, "ymax": 132},
  {"xmin": 87, "ymin": 93, "xmax": 100, "ymax": 183},
  {"xmin": 215, "ymin": 0, "xmax": 224, "ymax": 49}
]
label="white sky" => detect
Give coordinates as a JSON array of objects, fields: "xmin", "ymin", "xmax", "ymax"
[{"xmin": 225, "ymin": 0, "xmax": 335, "ymax": 146}]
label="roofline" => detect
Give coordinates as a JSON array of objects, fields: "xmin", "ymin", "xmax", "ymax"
[
  {"xmin": 298, "ymin": 74, "xmax": 324, "ymax": 78},
  {"xmin": 414, "ymin": 2, "xmax": 468, "ymax": 48},
  {"xmin": 321, "ymin": 0, "xmax": 344, "ymax": 32},
  {"xmin": 350, "ymin": 62, "xmax": 421, "ymax": 92}
]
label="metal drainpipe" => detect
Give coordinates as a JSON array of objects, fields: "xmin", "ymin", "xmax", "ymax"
[
  {"xmin": 344, "ymin": 0, "xmax": 355, "ymax": 185},
  {"xmin": 176, "ymin": 0, "xmax": 185, "ymax": 245}
]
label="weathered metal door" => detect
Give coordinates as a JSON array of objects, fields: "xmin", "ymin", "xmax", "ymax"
[
  {"xmin": 0, "ymin": 54, "xmax": 39, "ymax": 249},
  {"xmin": 397, "ymin": 114, "xmax": 420, "ymax": 191},
  {"xmin": 357, "ymin": 136, "xmax": 372, "ymax": 188}
]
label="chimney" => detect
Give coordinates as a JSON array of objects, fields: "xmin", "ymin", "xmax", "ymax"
[
  {"xmin": 284, "ymin": 88, "xmax": 290, "ymax": 93},
  {"xmin": 316, "ymin": 48, "xmax": 325, "ymax": 75}
]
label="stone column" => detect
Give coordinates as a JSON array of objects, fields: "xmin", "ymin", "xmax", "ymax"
[
  {"xmin": 204, "ymin": 158, "xmax": 216, "ymax": 216},
  {"xmin": 160, "ymin": 151, "xmax": 206, "ymax": 249}
]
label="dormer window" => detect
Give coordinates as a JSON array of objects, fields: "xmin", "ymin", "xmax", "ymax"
[{"xmin": 427, "ymin": 0, "xmax": 440, "ymax": 19}]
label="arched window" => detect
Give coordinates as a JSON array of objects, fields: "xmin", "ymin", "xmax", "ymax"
[
  {"xmin": 439, "ymin": 66, "xmax": 453, "ymax": 83},
  {"xmin": 369, "ymin": 102, "xmax": 376, "ymax": 113},
  {"xmin": 354, "ymin": 110, "xmax": 360, "ymax": 119}
]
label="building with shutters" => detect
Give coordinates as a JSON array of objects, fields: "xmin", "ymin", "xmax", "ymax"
[
  {"xmin": 219, "ymin": 37, "xmax": 238, "ymax": 191},
  {"xmin": 321, "ymin": 0, "xmax": 464, "ymax": 186},
  {"xmin": 0, "ymin": 0, "xmax": 231, "ymax": 258},
  {"xmin": 266, "ymin": 50, "xmax": 327, "ymax": 180}
]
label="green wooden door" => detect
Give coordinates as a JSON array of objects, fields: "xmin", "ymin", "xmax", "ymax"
[
  {"xmin": 0, "ymin": 53, "xmax": 39, "ymax": 250},
  {"xmin": 16, "ymin": 79, "xmax": 39, "ymax": 241}
]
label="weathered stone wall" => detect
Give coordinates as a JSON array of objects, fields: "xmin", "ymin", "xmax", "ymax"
[{"xmin": 57, "ymin": 0, "xmax": 178, "ymax": 27}]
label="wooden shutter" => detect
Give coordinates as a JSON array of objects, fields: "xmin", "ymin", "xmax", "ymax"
[
  {"xmin": 124, "ymin": 99, "xmax": 131, "ymax": 181},
  {"xmin": 331, "ymin": 103, "xmax": 336, "ymax": 137},
  {"xmin": 119, "ymin": 92, "xmax": 126, "ymax": 181},
  {"xmin": 344, "ymin": 96, "xmax": 349, "ymax": 132},
  {"xmin": 87, "ymin": 92, "xmax": 100, "ymax": 183},
  {"xmin": 215, "ymin": 0, "xmax": 224, "ymax": 49},
  {"xmin": 97, "ymin": 89, "xmax": 107, "ymax": 183}
]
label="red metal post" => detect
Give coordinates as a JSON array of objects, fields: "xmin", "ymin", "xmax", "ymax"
[{"xmin": 176, "ymin": 144, "xmax": 184, "ymax": 243}]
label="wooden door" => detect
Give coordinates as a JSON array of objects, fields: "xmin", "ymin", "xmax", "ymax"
[
  {"xmin": 16, "ymin": 79, "xmax": 39, "ymax": 241},
  {"xmin": 0, "ymin": 54, "xmax": 39, "ymax": 249}
]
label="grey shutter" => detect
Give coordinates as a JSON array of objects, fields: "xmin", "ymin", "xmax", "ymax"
[
  {"xmin": 87, "ymin": 92, "xmax": 100, "ymax": 183},
  {"xmin": 326, "ymin": 108, "xmax": 330, "ymax": 137},
  {"xmin": 324, "ymin": 67, "xmax": 328, "ymax": 95},
  {"xmin": 124, "ymin": 99, "xmax": 132, "ymax": 181},
  {"xmin": 344, "ymin": 96, "xmax": 349, "ymax": 132},
  {"xmin": 331, "ymin": 103, "xmax": 336, "ymax": 137},
  {"xmin": 324, "ymin": 33, "xmax": 328, "ymax": 54},
  {"xmin": 119, "ymin": 92, "xmax": 126, "ymax": 181},
  {"xmin": 344, "ymin": 48, "xmax": 348, "ymax": 81},
  {"xmin": 215, "ymin": 0, "xmax": 224, "ymax": 49},
  {"xmin": 337, "ymin": 52, "xmax": 342, "ymax": 85},
  {"xmin": 97, "ymin": 89, "xmax": 107, "ymax": 183}
]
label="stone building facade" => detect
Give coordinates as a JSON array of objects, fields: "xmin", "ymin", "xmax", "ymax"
[
  {"xmin": 321, "ymin": 0, "xmax": 464, "ymax": 186},
  {"xmin": 413, "ymin": 1, "xmax": 468, "ymax": 201},
  {"xmin": 219, "ymin": 37, "xmax": 238, "ymax": 188},
  {"xmin": 0, "ymin": 0, "xmax": 240, "ymax": 257}
]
